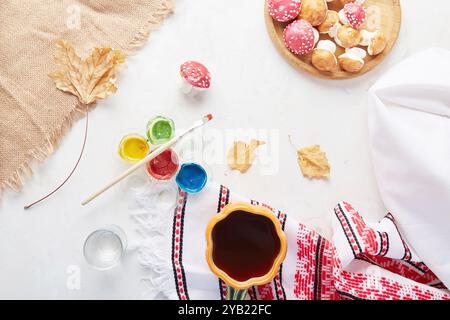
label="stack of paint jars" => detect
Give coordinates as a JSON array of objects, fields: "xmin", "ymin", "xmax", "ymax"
[{"xmin": 118, "ymin": 116, "xmax": 207, "ymax": 194}]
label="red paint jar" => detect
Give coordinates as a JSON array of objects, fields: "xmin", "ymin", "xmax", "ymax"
[{"xmin": 146, "ymin": 148, "xmax": 180, "ymax": 181}]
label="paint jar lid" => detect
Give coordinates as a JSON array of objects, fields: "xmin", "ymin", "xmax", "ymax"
[
  {"xmin": 146, "ymin": 116, "xmax": 175, "ymax": 145},
  {"xmin": 118, "ymin": 134, "xmax": 149, "ymax": 164},
  {"xmin": 176, "ymin": 162, "xmax": 208, "ymax": 194},
  {"xmin": 146, "ymin": 148, "xmax": 180, "ymax": 181}
]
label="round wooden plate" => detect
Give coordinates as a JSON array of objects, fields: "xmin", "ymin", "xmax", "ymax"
[{"xmin": 265, "ymin": 0, "xmax": 401, "ymax": 79}]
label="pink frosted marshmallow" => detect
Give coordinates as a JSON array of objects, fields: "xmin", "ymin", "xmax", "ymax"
[
  {"xmin": 339, "ymin": 3, "xmax": 366, "ymax": 29},
  {"xmin": 283, "ymin": 19, "xmax": 319, "ymax": 55},
  {"xmin": 179, "ymin": 61, "xmax": 211, "ymax": 95},
  {"xmin": 268, "ymin": 0, "xmax": 302, "ymax": 22}
]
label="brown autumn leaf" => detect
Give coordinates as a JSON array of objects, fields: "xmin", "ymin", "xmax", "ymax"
[
  {"xmin": 227, "ymin": 139, "xmax": 265, "ymax": 173},
  {"xmin": 48, "ymin": 39, "xmax": 125, "ymax": 105},
  {"xmin": 297, "ymin": 144, "xmax": 330, "ymax": 179}
]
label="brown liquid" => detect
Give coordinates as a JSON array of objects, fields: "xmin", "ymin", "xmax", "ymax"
[{"xmin": 211, "ymin": 210, "xmax": 281, "ymax": 282}]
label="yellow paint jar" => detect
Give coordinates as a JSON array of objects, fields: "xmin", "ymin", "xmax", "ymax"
[{"xmin": 118, "ymin": 134, "xmax": 150, "ymax": 163}]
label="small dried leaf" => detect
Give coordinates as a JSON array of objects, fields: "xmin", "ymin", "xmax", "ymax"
[
  {"xmin": 297, "ymin": 144, "xmax": 330, "ymax": 179},
  {"xmin": 227, "ymin": 139, "xmax": 265, "ymax": 173},
  {"xmin": 48, "ymin": 39, "xmax": 125, "ymax": 105}
]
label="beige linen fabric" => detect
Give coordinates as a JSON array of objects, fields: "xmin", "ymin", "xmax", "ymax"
[{"xmin": 0, "ymin": 0, "xmax": 173, "ymax": 193}]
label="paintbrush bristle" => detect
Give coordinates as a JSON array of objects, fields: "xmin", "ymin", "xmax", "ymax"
[{"xmin": 203, "ymin": 114, "xmax": 213, "ymax": 122}]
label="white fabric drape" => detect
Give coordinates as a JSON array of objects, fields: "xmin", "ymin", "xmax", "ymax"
[{"xmin": 368, "ymin": 48, "xmax": 450, "ymax": 288}]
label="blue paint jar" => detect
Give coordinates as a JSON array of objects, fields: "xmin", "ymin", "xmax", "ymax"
[{"xmin": 175, "ymin": 163, "xmax": 208, "ymax": 194}]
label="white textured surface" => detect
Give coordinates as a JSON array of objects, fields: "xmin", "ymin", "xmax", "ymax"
[{"xmin": 0, "ymin": 0, "xmax": 449, "ymax": 299}]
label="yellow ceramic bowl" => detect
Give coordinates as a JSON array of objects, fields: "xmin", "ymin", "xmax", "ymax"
[{"xmin": 205, "ymin": 202, "xmax": 287, "ymax": 290}]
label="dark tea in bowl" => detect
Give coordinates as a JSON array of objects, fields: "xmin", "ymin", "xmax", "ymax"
[{"xmin": 205, "ymin": 202, "xmax": 287, "ymax": 300}]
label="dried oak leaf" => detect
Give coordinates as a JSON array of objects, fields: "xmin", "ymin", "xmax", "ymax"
[
  {"xmin": 297, "ymin": 144, "xmax": 330, "ymax": 179},
  {"xmin": 48, "ymin": 39, "xmax": 125, "ymax": 105},
  {"xmin": 227, "ymin": 139, "xmax": 265, "ymax": 173}
]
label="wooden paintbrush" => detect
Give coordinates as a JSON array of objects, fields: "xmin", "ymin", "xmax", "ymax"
[{"xmin": 81, "ymin": 114, "xmax": 213, "ymax": 206}]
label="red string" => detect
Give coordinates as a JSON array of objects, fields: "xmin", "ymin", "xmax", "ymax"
[{"xmin": 24, "ymin": 104, "xmax": 89, "ymax": 209}]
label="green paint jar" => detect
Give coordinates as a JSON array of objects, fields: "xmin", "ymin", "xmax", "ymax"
[{"xmin": 146, "ymin": 116, "xmax": 175, "ymax": 145}]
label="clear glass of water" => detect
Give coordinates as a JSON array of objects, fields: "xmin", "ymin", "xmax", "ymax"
[{"xmin": 83, "ymin": 225, "xmax": 127, "ymax": 270}]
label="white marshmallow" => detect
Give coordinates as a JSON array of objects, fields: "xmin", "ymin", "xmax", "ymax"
[
  {"xmin": 359, "ymin": 29, "xmax": 374, "ymax": 46},
  {"xmin": 313, "ymin": 28, "xmax": 320, "ymax": 46},
  {"xmin": 328, "ymin": 21, "xmax": 341, "ymax": 38},
  {"xmin": 339, "ymin": 9, "xmax": 349, "ymax": 25},
  {"xmin": 317, "ymin": 40, "xmax": 337, "ymax": 53},
  {"xmin": 342, "ymin": 47, "xmax": 367, "ymax": 61}
]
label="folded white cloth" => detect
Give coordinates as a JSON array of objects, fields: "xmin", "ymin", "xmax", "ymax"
[
  {"xmin": 368, "ymin": 48, "xmax": 450, "ymax": 288},
  {"xmin": 131, "ymin": 182, "xmax": 449, "ymax": 300}
]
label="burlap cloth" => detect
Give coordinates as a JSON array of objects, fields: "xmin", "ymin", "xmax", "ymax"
[{"xmin": 0, "ymin": 0, "xmax": 174, "ymax": 193}]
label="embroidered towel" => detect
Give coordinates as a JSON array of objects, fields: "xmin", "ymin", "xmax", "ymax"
[
  {"xmin": 368, "ymin": 48, "xmax": 450, "ymax": 288},
  {"xmin": 0, "ymin": 0, "xmax": 173, "ymax": 194},
  {"xmin": 132, "ymin": 183, "xmax": 449, "ymax": 300}
]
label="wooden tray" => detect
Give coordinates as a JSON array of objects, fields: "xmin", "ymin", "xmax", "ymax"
[{"xmin": 265, "ymin": 0, "xmax": 401, "ymax": 80}]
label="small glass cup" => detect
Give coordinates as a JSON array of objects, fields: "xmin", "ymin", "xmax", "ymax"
[{"xmin": 83, "ymin": 225, "xmax": 127, "ymax": 270}]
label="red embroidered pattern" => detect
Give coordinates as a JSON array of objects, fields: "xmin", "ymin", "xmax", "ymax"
[
  {"xmin": 248, "ymin": 287, "xmax": 257, "ymax": 300},
  {"xmin": 364, "ymin": 255, "xmax": 440, "ymax": 286},
  {"xmin": 294, "ymin": 224, "xmax": 317, "ymax": 299},
  {"xmin": 249, "ymin": 200, "xmax": 287, "ymax": 300},
  {"xmin": 378, "ymin": 231, "xmax": 389, "ymax": 256},
  {"xmin": 256, "ymin": 283, "xmax": 275, "ymax": 300},
  {"xmin": 332, "ymin": 202, "xmax": 450, "ymax": 300},
  {"xmin": 294, "ymin": 224, "xmax": 338, "ymax": 300},
  {"xmin": 292, "ymin": 202, "xmax": 449, "ymax": 300},
  {"xmin": 334, "ymin": 270, "xmax": 449, "ymax": 300},
  {"xmin": 334, "ymin": 205, "xmax": 362, "ymax": 255},
  {"xmin": 217, "ymin": 186, "xmax": 230, "ymax": 300},
  {"xmin": 172, "ymin": 189, "xmax": 188, "ymax": 300},
  {"xmin": 319, "ymin": 237, "xmax": 337, "ymax": 299},
  {"xmin": 272, "ymin": 211, "xmax": 286, "ymax": 300},
  {"xmin": 218, "ymin": 185, "xmax": 229, "ymax": 211},
  {"xmin": 219, "ymin": 280, "xmax": 228, "ymax": 299}
]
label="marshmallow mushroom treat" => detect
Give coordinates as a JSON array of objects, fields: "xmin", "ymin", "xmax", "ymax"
[
  {"xmin": 179, "ymin": 61, "xmax": 211, "ymax": 95},
  {"xmin": 338, "ymin": 47, "xmax": 366, "ymax": 73},
  {"xmin": 318, "ymin": 10, "xmax": 340, "ymax": 35},
  {"xmin": 334, "ymin": 25, "xmax": 361, "ymax": 48},
  {"xmin": 299, "ymin": 0, "xmax": 328, "ymax": 27},
  {"xmin": 283, "ymin": 19, "xmax": 319, "ymax": 55},
  {"xmin": 267, "ymin": 0, "xmax": 302, "ymax": 22},
  {"xmin": 311, "ymin": 40, "xmax": 338, "ymax": 72},
  {"xmin": 360, "ymin": 29, "xmax": 387, "ymax": 56},
  {"xmin": 339, "ymin": 2, "xmax": 366, "ymax": 29}
]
